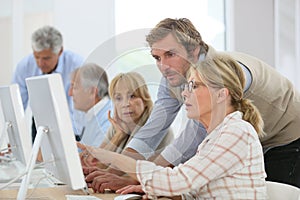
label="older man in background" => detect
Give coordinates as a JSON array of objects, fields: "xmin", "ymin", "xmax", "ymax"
[{"xmin": 12, "ymin": 25, "xmax": 84, "ymax": 142}]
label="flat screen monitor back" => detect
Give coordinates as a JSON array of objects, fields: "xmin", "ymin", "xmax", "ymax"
[
  {"xmin": 26, "ymin": 74, "xmax": 86, "ymax": 190},
  {"xmin": 0, "ymin": 84, "xmax": 31, "ymax": 165}
]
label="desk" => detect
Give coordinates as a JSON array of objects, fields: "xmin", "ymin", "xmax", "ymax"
[
  {"xmin": 0, "ymin": 186, "xmax": 172, "ymax": 200},
  {"xmin": 0, "ymin": 186, "xmax": 117, "ymax": 199},
  {"xmin": 0, "ymin": 166, "xmax": 171, "ymax": 199}
]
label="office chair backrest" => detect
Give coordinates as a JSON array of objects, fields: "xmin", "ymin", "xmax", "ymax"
[{"xmin": 266, "ymin": 181, "xmax": 300, "ymax": 200}]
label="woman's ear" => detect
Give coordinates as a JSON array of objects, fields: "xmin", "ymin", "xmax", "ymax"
[{"xmin": 216, "ymin": 88, "xmax": 229, "ymax": 103}]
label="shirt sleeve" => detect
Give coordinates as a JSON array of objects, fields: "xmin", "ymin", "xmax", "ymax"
[
  {"xmin": 160, "ymin": 119, "xmax": 207, "ymax": 166},
  {"xmin": 136, "ymin": 125, "xmax": 252, "ymax": 197},
  {"xmin": 11, "ymin": 55, "xmax": 38, "ymax": 110},
  {"xmin": 125, "ymin": 77, "xmax": 182, "ymax": 159}
]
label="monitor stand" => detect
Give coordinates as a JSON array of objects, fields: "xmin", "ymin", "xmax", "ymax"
[
  {"xmin": 17, "ymin": 126, "xmax": 89, "ymax": 200},
  {"xmin": 17, "ymin": 126, "xmax": 47, "ymax": 200}
]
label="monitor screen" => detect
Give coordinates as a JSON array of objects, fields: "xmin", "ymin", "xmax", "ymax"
[
  {"xmin": 26, "ymin": 74, "xmax": 87, "ymax": 191},
  {"xmin": 0, "ymin": 84, "xmax": 31, "ymax": 166}
]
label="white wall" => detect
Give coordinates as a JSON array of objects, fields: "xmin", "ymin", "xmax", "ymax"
[
  {"xmin": 228, "ymin": 0, "xmax": 300, "ymax": 90},
  {"xmin": 227, "ymin": 0, "xmax": 275, "ymax": 66},
  {"xmin": 52, "ymin": 0, "xmax": 115, "ymax": 59}
]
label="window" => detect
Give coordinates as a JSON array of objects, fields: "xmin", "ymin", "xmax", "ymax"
[
  {"xmin": 111, "ymin": 0, "xmax": 225, "ymax": 136},
  {"xmin": 111, "ymin": 0, "xmax": 226, "ymax": 100}
]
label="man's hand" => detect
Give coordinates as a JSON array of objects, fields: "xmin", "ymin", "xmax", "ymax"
[{"xmin": 86, "ymin": 171, "xmax": 139, "ymax": 193}]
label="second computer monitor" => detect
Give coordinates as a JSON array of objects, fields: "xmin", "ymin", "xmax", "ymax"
[
  {"xmin": 26, "ymin": 74, "xmax": 86, "ymax": 191},
  {"xmin": 0, "ymin": 84, "xmax": 31, "ymax": 165}
]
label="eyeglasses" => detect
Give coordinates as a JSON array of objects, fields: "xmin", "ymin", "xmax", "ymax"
[{"xmin": 184, "ymin": 80, "xmax": 206, "ymax": 93}]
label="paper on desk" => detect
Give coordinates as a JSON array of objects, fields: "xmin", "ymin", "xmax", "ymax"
[{"xmin": 65, "ymin": 195, "xmax": 102, "ymax": 200}]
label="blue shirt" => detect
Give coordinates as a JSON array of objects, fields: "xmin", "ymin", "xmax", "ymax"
[
  {"xmin": 12, "ymin": 50, "xmax": 84, "ymax": 134},
  {"xmin": 126, "ymin": 77, "xmax": 184, "ymax": 159},
  {"xmin": 80, "ymin": 96, "xmax": 113, "ymax": 147}
]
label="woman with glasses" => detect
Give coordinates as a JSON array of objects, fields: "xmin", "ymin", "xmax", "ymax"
[{"xmin": 85, "ymin": 54, "xmax": 267, "ymax": 199}]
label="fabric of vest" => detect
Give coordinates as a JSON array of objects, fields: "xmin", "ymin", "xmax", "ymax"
[
  {"xmin": 169, "ymin": 46, "xmax": 300, "ymax": 148},
  {"xmin": 226, "ymin": 51, "xmax": 300, "ymax": 148}
]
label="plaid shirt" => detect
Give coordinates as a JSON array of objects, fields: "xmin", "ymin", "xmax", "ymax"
[{"xmin": 137, "ymin": 111, "xmax": 267, "ymax": 199}]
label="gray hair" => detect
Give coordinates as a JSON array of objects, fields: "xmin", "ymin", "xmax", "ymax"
[
  {"xmin": 31, "ymin": 26, "xmax": 63, "ymax": 54},
  {"xmin": 78, "ymin": 63, "xmax": 109, "ymax": 99}
]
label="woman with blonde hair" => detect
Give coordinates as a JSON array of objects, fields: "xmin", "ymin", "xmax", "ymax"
[
  {"xmin": 85, "ymin": 54, "xmax": 267, "ymax": 199},
  {"xmin": 100, "ymin": 72, "xmax": 172, "ymax": 154}
]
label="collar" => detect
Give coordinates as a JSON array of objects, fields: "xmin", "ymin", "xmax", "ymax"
[
  {"xmin": 85, "ymin": 96, "xmax": 110, "ymax": 121},
  {"xmin": 52, "ymin": 52, "xmax": 65, "ymax": 74}
]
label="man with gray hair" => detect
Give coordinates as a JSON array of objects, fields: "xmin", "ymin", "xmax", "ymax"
[
  {"xmin": 12, "ymin": 25, "xmax": 84, "ymax": 142},
  {"xmin": 68, "ymin": 63, "xmax": 113, "ymax": 147}
]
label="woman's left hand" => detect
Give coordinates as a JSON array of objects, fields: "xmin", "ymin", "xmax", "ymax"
[{"xmin": 108, "ymin": 110, "xmax": 129, "ymax": 135}]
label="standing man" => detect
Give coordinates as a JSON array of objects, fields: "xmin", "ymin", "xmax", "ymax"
[
  {"xmin": 69, "ymin": 63, "xmax": 113, "ymax": 147},
  {"xmin": 12, "ymin": 25, "xmax": 84, "ymax": 142},
  {"xmin": 85, "ymin": 18, "xmax": 300, "ymax": 191},
  {"xmin": 128, "ymin": 18, "xmax": 300, "ymax": 187}
]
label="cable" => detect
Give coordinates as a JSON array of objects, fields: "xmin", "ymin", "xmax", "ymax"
[
  {"xmin": 0, "ymin": 160, "xmax": 54, "ymax": 190},
  {"xmin": 25, "ymin": 171, "xmax": 53, "ymax": 199},
  {"xmin": 0, "ymin": 169, "xmax": 27, "ymax": 190}
]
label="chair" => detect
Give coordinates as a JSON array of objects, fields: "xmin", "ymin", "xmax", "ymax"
[{"xmin": 266, "ymin": 181, "xmax": 300, "ymax": 200}]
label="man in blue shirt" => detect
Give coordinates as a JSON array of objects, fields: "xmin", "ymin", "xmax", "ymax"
[
  {"xmin": 12, "ymin": 26, "xmax": 84, "ymax": 142},
  {"xmin": 68, "ymin": 63, "xmax": 113, "ymax": 147}
]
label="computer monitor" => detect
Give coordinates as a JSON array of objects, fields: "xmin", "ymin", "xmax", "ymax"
[
  {"xmin": 18, "ymin": 74, "xmax": 87, "ymax": 198},
  {"xmin": 0, "ymin": 84, "xmax": 31, "ymax": 166}
]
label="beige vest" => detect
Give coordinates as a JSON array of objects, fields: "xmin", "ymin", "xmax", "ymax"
[
  {"xmin": 170, "ymin": 46, "xmax": 300, "ymax": 148},
  {"xmin": 226, "ymin": 51, "xmax": 300, "ymax": 148}
]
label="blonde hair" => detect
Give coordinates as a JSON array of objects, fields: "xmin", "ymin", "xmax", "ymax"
[
  {"xmin": 194, "ymin": 53, "xmax": 265, "ymax": 137},
  {"xmin": 109, "ymin": 72, "xmax": 153, "ymax": 127},
  {"xmin": 103, "ymin": 72, "xmax": 153, "ymax": 152}
]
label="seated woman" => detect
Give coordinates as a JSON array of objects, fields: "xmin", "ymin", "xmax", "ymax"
[
  {"xmin": 80, "ymin": 71, "xmax": 173, "ymax": 167},
  {"xmin": 101, "ymin": 71, "xmax": 173, "ymax": 154},
  {"xmin": 85, "ymin": 54, "xmax": 267, "ymax": 199}
]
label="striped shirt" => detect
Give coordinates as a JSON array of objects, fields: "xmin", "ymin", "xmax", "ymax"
[{"xmin": 137, "ymin": 111, "xmax": 267, "ymax": 199}]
